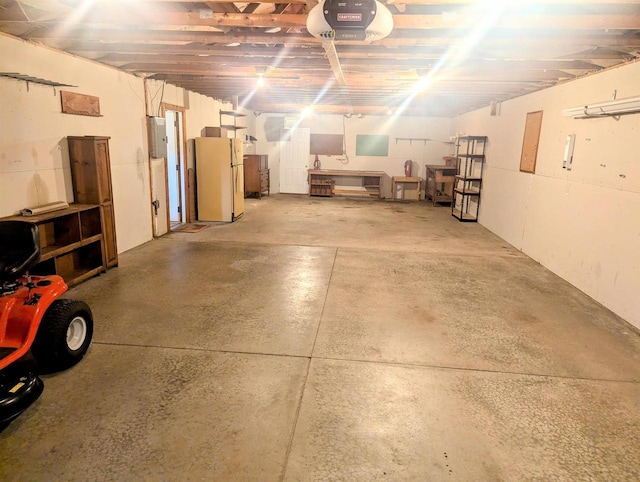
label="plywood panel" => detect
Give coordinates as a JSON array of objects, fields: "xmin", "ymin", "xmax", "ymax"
[
  {"xmin": 60, "ymin": 90, "xmax": 101, "ymax": 117},
  {"xmin": 520, "ymin": 110, "xmax": 543, "ymax": 173}
]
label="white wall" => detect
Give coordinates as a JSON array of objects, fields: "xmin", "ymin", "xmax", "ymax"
[
  {"xmin": 0, "ymin": 34, "xmax": 257, "ymax": 250},
  {"xmin": 253, "ymin": 113, "xmax": 453, "ymax": 197},
  {"xmin": 451, "ymin": 61, "xmax": 640, "ymax": 329},
  {"xmin": 0, "ymin": 33, "xmax": 152, "ymax": 254}
]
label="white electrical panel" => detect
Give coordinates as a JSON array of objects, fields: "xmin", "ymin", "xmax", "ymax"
[
  {"xmin": 147, "ymin": 116, "xmax": 168, "ymax": 158},
  {"xmin": 563, "ymin": 134, "xmax": 576, "ymax": 170}
]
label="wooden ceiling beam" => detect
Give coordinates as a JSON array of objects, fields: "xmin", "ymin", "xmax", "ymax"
[
  {"xmin": 3, "ymin": 12, "xmax": 640, "ymax": 31},
  {"xmin": 23, "ymin": 27, "xmax": 640, "ymax": 49},
  {"xmin": 140, "ymin": 0, "xmax": 640, "ymax": 5},
  {"xmin": 67, "ymin": 41, "xmax": 634, "ymax": 61},
  {"xmin": 98, "ymin": 52, "xmax": 603, "ymax": 71},
  {"xmin": 2, "ymin": 0, "xmax": 638, "ymax": 117},
  {"xmin": 124, "ymin": 61, "xmax": 576, "ymax": 80},
  {"xmin": 158, "ymin": 74, "xmax": 551, "ymax": 89}
]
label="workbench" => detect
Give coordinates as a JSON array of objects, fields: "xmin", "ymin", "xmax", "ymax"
[
  {"xmin": 308, "ymin": 169, "xmax": 384, "ymax": 199},
  {"xmin": 391, "ymin": 176, "xmax": 422, "ymax": 201},
  {"xmin": 425, "ymin": 164, "xmax": 457, "ymax": 205}
]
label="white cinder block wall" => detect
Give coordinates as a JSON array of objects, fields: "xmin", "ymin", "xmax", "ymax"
[
  {"xmin": 253, "ymin": 113, "xmax": 453, "ymax": 198},
  {"xmin": 452, "ymin": 61, "xmax": 640, "ymax": 329},
  {"xmin": 2, "ymin": 33, "xmax": 637, "ymax": 330},
  {"xmin": 0, "ymin": 34, "xmax": 153, "ymax": 253},
  {"xmin": 0, "ymin": 34, "xmax": 254, "ymax": 247}
]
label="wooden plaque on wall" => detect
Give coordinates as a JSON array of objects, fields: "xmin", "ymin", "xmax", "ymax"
[
  {"xmin": 61, "ymin": 90, "xmax": 101, "ymax": 117},
  {"xmin": 520, "ymin": 110, "xmax": 543, "ymax": 173}
]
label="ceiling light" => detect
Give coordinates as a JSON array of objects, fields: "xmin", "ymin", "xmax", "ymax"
[
  {"xmin": 257, "ymin": 75, "xmax": 265, "ymax": 87},
  {"xmin": 301, "ymin": 106, "xmax": 312, "ymax": 118},
  {"xmin": 265, "ymin": 27, "xmax": 281, "ymax": 34},
  {"xmin": 413, "ymin": 78, "xmax": 431, "ymax": 94},
  {"xmin": 226, "ymin": 42, "xmax": 240, "ymax": 47}
]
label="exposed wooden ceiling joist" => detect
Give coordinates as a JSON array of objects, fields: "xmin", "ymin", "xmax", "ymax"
[{"xmin": 1, "ymin": 0, "xmax": 638, "ymax": 117}]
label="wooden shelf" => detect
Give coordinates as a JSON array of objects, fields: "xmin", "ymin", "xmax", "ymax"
[
  {"xmin": 2, "ymin": 204, "xmax": 107, "ymax": 287},
  {"xmin": 394, "ymin": 137, "xmax": 433, "ymax": 145},
  {"xmin": 452, "ymin": 209, "xmax": 478, "ymax": 221},
  {"xmin": 220, "ymin": 110, "xmax": 246, "ymax": 117},
  {"xmin": 454, "ymin": 188, "xmax": 480, "ymax": 195},
  {"xmin": 220, "ymin": 110, "xmax": 246, "ymax": 131},
  {"xmin": 308, "ymin": 169, "xmax": 384, "ymax": 199},
  {"xmin": 333, "ymin": 188, "xmax": 380, "ymax": 196}
]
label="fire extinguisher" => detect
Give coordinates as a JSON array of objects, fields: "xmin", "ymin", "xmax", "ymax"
[
  {"xmin": 404, "ymin": 160, "xmax": 412, "ymax": 177},
  {"xmin": 314, "ymin": 154, "xmax": 321, "ymax": 170}
]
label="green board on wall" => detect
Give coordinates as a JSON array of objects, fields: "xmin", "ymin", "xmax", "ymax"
[{"xmin": 356, "ymin": 135, "xmax": 389, "ymax": 156}]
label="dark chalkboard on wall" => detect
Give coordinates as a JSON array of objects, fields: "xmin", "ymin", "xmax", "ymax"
[{"xmin": 310, "ymin": 134, "xmax": 344, "ymax": 155}]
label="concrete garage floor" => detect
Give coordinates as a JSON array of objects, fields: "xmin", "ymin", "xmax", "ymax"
[{"xmin": 2, "ymin": 194, "xmax": 639, "ymax": 480}]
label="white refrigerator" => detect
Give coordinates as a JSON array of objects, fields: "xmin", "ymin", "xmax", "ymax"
[{"xmin": 195, "ymin": 137, "xmax": 244, "ymax": 222}]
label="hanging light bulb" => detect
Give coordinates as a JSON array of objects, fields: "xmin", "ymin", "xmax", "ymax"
[{"xmin": 257, "ymin": 74, "xmax": 265, "ymax": 87}]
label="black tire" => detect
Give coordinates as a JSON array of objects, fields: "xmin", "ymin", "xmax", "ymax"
[{"xmin": 32, "ymin": 300, "xmax": 94, "ymax": 373}]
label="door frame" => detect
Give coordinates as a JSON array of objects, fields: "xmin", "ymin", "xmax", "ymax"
[{"xmin": 160, "ymin": 102, "xmax": 190, "ymax": 226}]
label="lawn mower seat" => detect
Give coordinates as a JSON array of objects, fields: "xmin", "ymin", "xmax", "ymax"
[{"xmin": 0, "ymin": 221, "xmax": 41, "ymax": 284}]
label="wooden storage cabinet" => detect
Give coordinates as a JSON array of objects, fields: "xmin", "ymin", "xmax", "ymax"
[
  {"xmin": 67, "ymin": 136, "xmax": 118, "ymax": 267},
  {"xmin": 309, "ymin": 176, "xmax": 334, "ymax": 197},
  {"xmin": 2, "ymin": 205, "xmax": 106, "ymax": 287},
  {"xmin": 244, "ymin": 154, "xmax": 270, "ymax": 199}
]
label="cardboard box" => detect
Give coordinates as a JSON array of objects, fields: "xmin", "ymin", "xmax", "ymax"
[{"xmin": 202, "ymin": 126, "xmax": 228, "ymax": 137}]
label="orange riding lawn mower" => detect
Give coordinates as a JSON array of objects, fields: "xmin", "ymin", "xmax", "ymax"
[{"xmin": 0, "ymin": 220, "xmax": 93, "ymax": 430}]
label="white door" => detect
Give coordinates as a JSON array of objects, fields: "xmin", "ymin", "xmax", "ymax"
[
  {"xmin": 165, "ymin": 110, "xmax": 182, "ymax": 223},
  {"xmin": 280, "ymin": 127, "xmax": 310, "ymax": 194}
]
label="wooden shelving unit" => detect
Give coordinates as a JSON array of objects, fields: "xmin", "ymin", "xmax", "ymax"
[
  {"xmin": 452, "ymin": 136, "xmax": 487, "ymax": 222},
  {"xmin": 1, "ymin": 204, "xmax": 106, "ymax": 287},
  {"xmin": 220, "ymin": 110, "xmax": 246, "ymax": 133},
  {"xmin": 67, "ymin": 136, "xmax": 118, "ymax": 267}
]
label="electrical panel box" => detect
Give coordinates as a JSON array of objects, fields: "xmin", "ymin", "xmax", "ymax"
[{"xmin": 147, "ymin": 116, "xmax": 168, "ymax": 158}]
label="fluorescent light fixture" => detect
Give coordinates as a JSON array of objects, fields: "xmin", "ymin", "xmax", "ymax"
[
  {"xmin": 413, "ymin": 77, "xmax": 431, "ymax": 94},
  {"xmin": 563, "ymin": 95, "xmax": 640, "ymax": 118}
]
